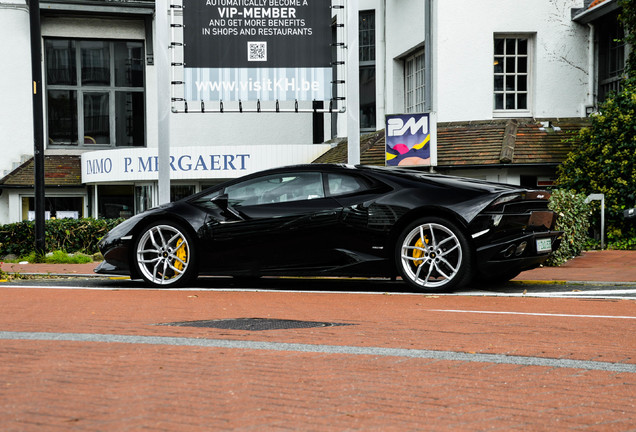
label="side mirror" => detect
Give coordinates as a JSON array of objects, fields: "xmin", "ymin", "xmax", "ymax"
[
  {"xmin": 211, "ymin": 193, "xmax": 242, "ymax": 220},
  {"xmin": 210, "ymin": 193, "xmax": 229, "ymax": 211}
]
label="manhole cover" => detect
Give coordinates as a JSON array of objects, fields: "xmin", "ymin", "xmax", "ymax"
[{"xmin": 159, "ymin": 318, "xmax": 353, "ymax": 331}]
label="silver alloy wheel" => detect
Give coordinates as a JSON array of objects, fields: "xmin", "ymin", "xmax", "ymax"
[
  {"xmin": 399, "ymin": 222, "xmax": 463, "ymax": 289},
  {"xmin": 136, "ymin": 224, "xmax": 190, "ymax": 286}
]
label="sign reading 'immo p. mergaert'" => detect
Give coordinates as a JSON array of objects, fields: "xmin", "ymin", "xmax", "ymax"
[{"xmin": 183, "ymin": 0, "xmax": 333, "ymax": 102}]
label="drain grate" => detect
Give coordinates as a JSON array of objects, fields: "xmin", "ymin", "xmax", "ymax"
[{"xmin": 159, "ymin": 318, "xmax": 353, "ymax": 331}]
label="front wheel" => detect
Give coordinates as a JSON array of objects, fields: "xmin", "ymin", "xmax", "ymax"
[
  {"xmin": 395, "ymin": 217, "xmax": 472, "ymax": 291},
  {"xmin": 133, "ymin": 221, "xmax": 196, "ymax": 287}
]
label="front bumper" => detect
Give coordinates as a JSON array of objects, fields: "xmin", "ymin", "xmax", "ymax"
[
  {"xmin": 94, "ymin": 260, "xmax": 130, "ymax": 276},
  {"xmin": 94, "ymin": 238, "xmax": 132, "ymax": 276}
]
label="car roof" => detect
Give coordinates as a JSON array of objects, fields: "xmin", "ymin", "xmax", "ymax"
[{"xmin": 187, "ymin": 163, "xmax": 527, "ymax": 202}]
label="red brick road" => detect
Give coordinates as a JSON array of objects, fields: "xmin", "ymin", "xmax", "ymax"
[{"xmin": 1, "ymin": 288, "xmax": 635, "ymax": 431}]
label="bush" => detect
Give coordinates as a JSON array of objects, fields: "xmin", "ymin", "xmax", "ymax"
[
  {"xmin": 14, "ymin": 250, "xmax": 94, "ymax": 264},
  {"xmin": 0, "ymin": 218, "xmax": 123, "ymax": 258},
  {"xmin": 545, "ymin": 189, "xmax": 591, "ymax": 266}
]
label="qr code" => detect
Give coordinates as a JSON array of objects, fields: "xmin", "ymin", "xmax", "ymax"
[{"xmin": 247, "ymin": 41, "xmax": 267, "ymax": 62}]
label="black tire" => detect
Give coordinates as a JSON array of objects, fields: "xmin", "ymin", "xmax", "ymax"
[
  {"xmin": 395, "ymin": 217, "xmax": 472, "ymax": 291},
  {"xmin": 133, "ymin": 220, "xmax": 197, "ymax": 288}
]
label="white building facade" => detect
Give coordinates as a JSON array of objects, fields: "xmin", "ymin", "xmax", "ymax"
[{"xmin": 0, "ymin": 0, "xmax": 625, "ymax": 223}]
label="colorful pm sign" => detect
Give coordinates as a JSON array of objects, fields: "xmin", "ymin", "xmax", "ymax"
[
  {"xmin": 182, "ymin": 0, "xmax": 333, "ymax": 102},
  {"xmin": 385, "ymin": 113, "xmax": 432, "ymax": 166}
]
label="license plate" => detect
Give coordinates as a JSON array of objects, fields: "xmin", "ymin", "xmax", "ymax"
[{"xmin": 536, "ymin": 238, "xmax": 552, "ymax": 253}]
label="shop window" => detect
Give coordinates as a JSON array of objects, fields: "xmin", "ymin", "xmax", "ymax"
[
  {"xmin": 359, "ymin": 10, "xmax": 376, "ymax": 131},
  {"xmin": 45, "ymin": 38, "xmax": 145, "ymax": 148},
  {"xmin": 98, "ymin": 185, "xmax": 134, "ymax": 219},
  {"xmin": 494, "ymin": 35, "xmax": 532, "ymax": 115},
  {"xmin": 134, "ymin": 185, "xmax": 154, "ymax": 214},
  {"xmin": 23, "ymin": 196, "xmax": 84, "ymax": 221},
  {"xmin": 171, "ymin": 185, "xmax": 196, "ymax": 201}
]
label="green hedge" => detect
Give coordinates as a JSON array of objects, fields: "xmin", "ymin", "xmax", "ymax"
[
  {"xmin": 546, "ymin": 189, "xmax": 591, "ymax": 266},
  {"xmin": 0, "ymin": 218, "xmax": 124, "ymax": 258}
]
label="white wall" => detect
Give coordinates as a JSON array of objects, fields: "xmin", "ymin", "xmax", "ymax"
[
  {"xmin": 385, "ymin": 0, "xmax": 425, "ymax": 116},
  {"xmin": 434, "ymin": 0, "xmax": 589, "ymax": 122},
  {"xmin": 0, "ymin": 1, "xmax": 35, "ymax": 177},
  {"xmin": 2, "ymin": 1, "xmax": 593, "ymax": 169},
  {"xmin": 353, "ymin": 0, "xmax": 591, "ymax": 126}
]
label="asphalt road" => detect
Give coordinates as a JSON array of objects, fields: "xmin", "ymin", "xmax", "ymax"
[
  {"xmin": 3, "ymin": 275, "xmax": 636, "ymax": 299},
  {"xmin": 1, "ymin": 276, "xmax": 635, "ymax": 430}
]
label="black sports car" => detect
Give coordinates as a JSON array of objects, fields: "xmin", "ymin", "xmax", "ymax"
[{"xmin": 96, "ymin": 164, "xmax": 562, "ymax": 291}]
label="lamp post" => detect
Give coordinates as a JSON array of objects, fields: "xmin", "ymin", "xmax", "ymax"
[
  {"xmin": 346, "ymin": 0, "xmax": 360, "ymax": 165},
  {"xmin": 29, "ymin": 0, "xmax": 46, "ymax": 256}
]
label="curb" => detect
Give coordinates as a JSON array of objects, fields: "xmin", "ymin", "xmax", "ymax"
[
  {"xmin": 3, "ymin": 272, "xmax": 106, "ymax": 278},
  {"xmin": 511, "ymin": 280, "xmax": 636, "ymax": 286},
  {"xmin": 4, "ymin": 271, "xmax": 634, "ymax": 286}
]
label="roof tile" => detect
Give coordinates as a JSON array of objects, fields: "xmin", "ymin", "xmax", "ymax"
[
  {"xmin": 314, "ymin": 118, "xmax": 589, "ymax": 167},
  {"xmin": 0, "ymin": 155, "xmax": 82, "ymax": 187}
]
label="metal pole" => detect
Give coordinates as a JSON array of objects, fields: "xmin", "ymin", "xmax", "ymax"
[
  {"xmin": 585, "ymin": 193, "xmax": 605, "ymax": 250},
  {"xmin": 346, "ymin": 0, "xmax": 360, "ymax": 165},
  {"xmin": 424, "ymin": 0, "xmax": 438, "ymax": 169},
  {"xmin": 600, "ymin": 195, "xmax": 605, "ymax": 250},
  {"xmin": 156, "ymin": 0, "xmax": 171, "ymax": 204},
  {"xmin": 424, "ymin": 0, "xmax": 432, "ymax": 113},
  {"xmin": 29, "ymin": 0, "xmax": 45, "ymax": 256}
]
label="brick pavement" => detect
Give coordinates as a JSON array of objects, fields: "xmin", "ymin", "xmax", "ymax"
[
  {"xmin": 513, "ymin": 250, "xmax": 636, "ymax": 283},
  {"xmin": 0, "ymin": 288, "xmax": 635, "ymax": 430}
]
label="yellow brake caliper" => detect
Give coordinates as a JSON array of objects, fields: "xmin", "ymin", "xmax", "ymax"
[
  {"xmin": 173, "ymin": 238, "xmax": 187, "ymax": 273},
  {"xmin": 412, "ymin": 236, "xmax": 428, "ymax": 266}
]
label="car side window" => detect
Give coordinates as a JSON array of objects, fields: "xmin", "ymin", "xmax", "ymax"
[
  {"xmin": 225, "ymin": 172, "xmax": 325, "ymax": 207},
  {"xmin": 327, "ymin": 173, "xmax": 369, "ymax": 197}
]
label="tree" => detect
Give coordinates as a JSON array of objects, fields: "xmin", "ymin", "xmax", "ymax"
[{"xmin": 556, "ymin": 0, "xmax": 636, "ymax": 246}]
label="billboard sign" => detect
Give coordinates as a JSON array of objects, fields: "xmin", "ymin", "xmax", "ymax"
[
  {"xmin": 81, "ymin": 144, "xmax": 332, "ymax": 182},
  {"xmin": 385, "ymin": 113, "xmax": 432, "ymax": 167},
  {"xmin": 183, "ymin": 0, "xmax": 333, "ymax": 102}
]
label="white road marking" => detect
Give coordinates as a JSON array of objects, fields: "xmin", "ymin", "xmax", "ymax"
[
  {"xmin": 1, "ymin": 284, "xmax": 635, "ymax": 299},
  {"xmin": 1, "ymin": 330, "xmax": 635, "ymax": 373},
  {"xmin": 429, "ymin": 309, "xmax": 636, "ymax": 319}
]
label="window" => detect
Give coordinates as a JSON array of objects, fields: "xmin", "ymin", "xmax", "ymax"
[
  {"xmin": 494, "ymin": 36, "xmax": 530, "ymax": 114},
  {"xmin": 359, "ymin": 11, "xmax": 376, "ymax": 130},
  {"xmin": 405, "ymin": 50, "xmax": 426, "ymax": 113},
  {"xmin": 225, "ymin": 172, "xmax": 325, "ymax": 207},
  {"xmin": 98, "ymin": 185, "xmax": 134, "ymax": 218},
  {"xmin": 597, "ymin": 11, "xmax": 625, "ymax": 102},
  {"xmin": 171, "ymin": 185, "xmax": 196, "ymax": 202},
  {"xmin": 23, "ymin": 196, "xmax": 84, "ymax": 221},
  {"xmin": 327, "ymin": 173, "xmax": 369, "ymax": 196},
  {"xmin": 45, "ymin": 39, "xmax": 145, "ymax": 148},
  {"xmin": 134, "ymin": 185, "xmax": 154, "ymax": 214}
]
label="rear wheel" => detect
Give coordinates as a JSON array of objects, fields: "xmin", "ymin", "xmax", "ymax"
[
  {"xmin": 396, "ymin": 217, "xmax": 472, "ymax": 291},
  {"xmin": 133, "ymin": 221, "xmax": 196, "ymax": 287}
]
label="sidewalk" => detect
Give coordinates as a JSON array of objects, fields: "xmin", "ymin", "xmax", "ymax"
[
  {"xmin": 512, "ymin": 250, "xmax": 636, "ymax": 283},
  {"xmin": 2, "ymin": 250, "xmax": 635, "ymax": 283}
]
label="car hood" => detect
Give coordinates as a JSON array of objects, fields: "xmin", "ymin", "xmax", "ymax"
[{"xmin": 98, "ymin": 203, "xmax": 177, "ymax": 247}]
